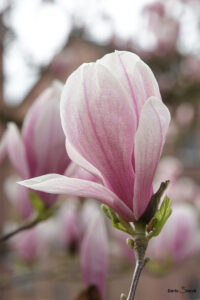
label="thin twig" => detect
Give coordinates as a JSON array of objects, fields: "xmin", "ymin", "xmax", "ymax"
[
  {"xmin": 127, "ymin": 258, "xmax": 149, "ymax": 300},
  {"xmin": 0, "ymin": 215, "xmax": 40, "ymax": 243}
]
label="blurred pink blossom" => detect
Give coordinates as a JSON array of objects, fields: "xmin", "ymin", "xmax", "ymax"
[
  {"xmin": 154, "ymin": 156, "xmax": 183, "ymax": 189},
  {"xmin": 154, "ymin": 156, "xmax": 199, "ymax": 203},
  {"xmin": 175, "ymin": 103, "xmax": 195, "ymax": 128},
  {"xmin": 81, "ymin": 202, "xmax": 108, "ymax": 299},
  {"xmin": 147, "ymin": 204, "xmax": 200, "ymax": 263},
  {"xmin": 9, "ymin": 219, "xmax": 58, "ymax": 263},
  {"xmin": 143, "ymin": 2, "xmax": 165, "ymax": 18},
  {"xmin": 58, "ymin": 199, "xmax": 82, "ymax": 252},
  {"xmin": 168, "ymin": 177, "xmax": 200, "ymax": 203},
  {"xmin": 6, "ymin": 81, "xmax": 70, "ymax": 209},
  {"xmin": 11, "ymin": 227, "xmax": 39, "ymax": 263},
  {"xmin": 20, "ymin": 51, "xmax": 170, "ymax": 222},
  {"xmin": 181, "ymin": 56, "xmax": 200, "ymax": 81},
  {"xmin": 143, "ymin": 1, "xmax": 179, "ymax": 56},
  {"xmin": 57, "ymin": 199, "xmax": 108, "ymax": 298},
  {"xmin": 166, "ymin": 119, "xmax": 179, "ymax": 144}
]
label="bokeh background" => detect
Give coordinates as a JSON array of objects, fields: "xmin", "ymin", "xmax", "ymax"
[{"xmin": 0, "ymin": 0, "xmax": 200, "ymax": 299}]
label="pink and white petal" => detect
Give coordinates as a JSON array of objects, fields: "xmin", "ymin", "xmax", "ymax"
[
  {"xmin": 7, "ymin": 123, "xmax": 29, "ymax": 178},
  {"xmin": 133, "ymin": 97, "xmax": 170, "ymax": 220},
  {"xmin": 81, "ymin": 209, "xmax": 108, "ymax": 299},
  {"xmin": 0, "ymin": 130, "xmax": 7, "ymax": 164},
  {"xmin": 18, "ymin": 174, "xmax": 134, "ymax": 221},
  {"xmin": 23, "ymin": 82, "xmax": 68, "ymax": 177},
  {"xmin": 61, "ymin": 63, "xmax": 135, "ymax": 209},
  {"xmin": 65, "ymin": 138, "xmax": 104, "ymax": 183},
  {"xmin": 98, "ymin": 51, "xmax": 161, "ymax": 125},
  {"xmin": 65, "ymin": 162, "xmax": 100, "ymax": 183}
]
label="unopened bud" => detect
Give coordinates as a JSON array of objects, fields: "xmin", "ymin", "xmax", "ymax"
[
  {"xmin": 120, "ymin": 293, "xmax": 127, "ymax": 300},
  {"xmin": 126, "ymin": 238, "xmax": 134, "ymax": 250}
]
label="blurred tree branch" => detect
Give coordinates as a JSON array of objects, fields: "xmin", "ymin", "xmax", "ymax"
[{"xmin": 0, "ymin": 214, "xmax": 40, "ymax": 243}]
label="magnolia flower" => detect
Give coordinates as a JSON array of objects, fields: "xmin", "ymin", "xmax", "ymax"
[
  {"xmin": 7, "ymin": 81, "xmax": 70, "ymax": 208},
  {"xmin": 147, "ymin": 203, "xmax": 200, "ymax": 263},
  {"xmin": 20, "ymin": 51, "xmax": 170, "ymax": 221}
]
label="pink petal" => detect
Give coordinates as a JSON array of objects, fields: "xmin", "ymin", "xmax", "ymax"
[
  {"xmin": 65, "ymin": 162, "xmax": 100, "ymax": 183},
  {"xmin": 61, "ymin": 62, "xmax": 135, "ymax": 209},
  {"xmin": 7, "ymin": 123, "xmax": 29, "ymax": 178},
  {"xmin": 22, "ymin": 81, "xmax": 69, "ymax": 177},
  {"xmin": 133, "ymin": 97, "xmax": 170, "ymax": 219},
  {"xmin": 81, "ymin": 209, "xmax": 108, "ymax": 298},
  {"xmin": 18, "ymin": 174, "xmax": 134, "ymax": 221},
  {"xmin": 98, "ymin": 51, "xmax": 161, "ymax": 126}
]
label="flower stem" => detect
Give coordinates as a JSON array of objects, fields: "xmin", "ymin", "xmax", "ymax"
[
  {"xmin": 0, "ymin": 215, "xmax": 40, "ymax": 243},
  {"xmin": 127, "ymin": 222, "xmax": 149, "ymax": 300},
  {"xmin": 127, "ymin": 257, "xmax": 149, "ymax": 300}
]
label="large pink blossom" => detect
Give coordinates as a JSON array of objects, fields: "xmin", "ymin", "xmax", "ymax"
[{"xmin": 19, "ymin": 51, "xmax": 170, "ymax": 221}]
